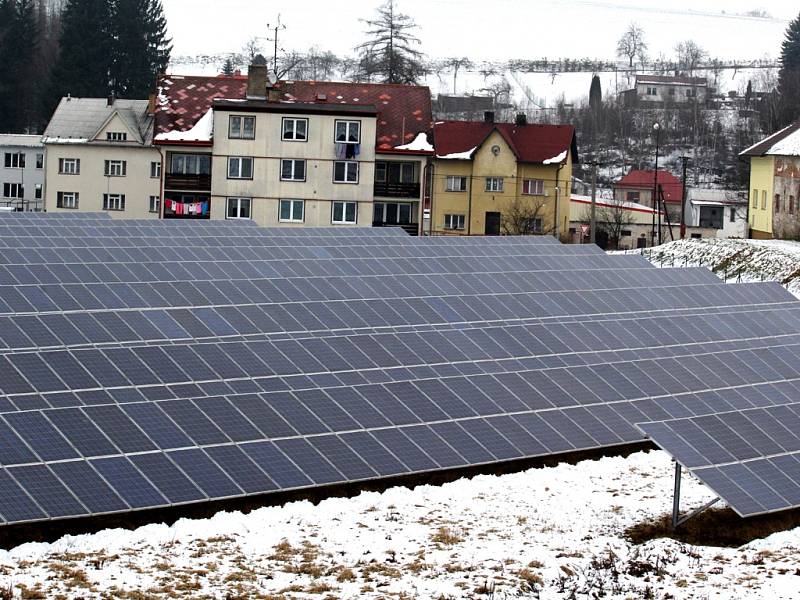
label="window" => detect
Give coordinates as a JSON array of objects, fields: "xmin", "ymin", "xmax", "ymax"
[
  {"xmin": 35, "ymin": 154, "xmax": 43, "ymax": 169},
  {"xmin": 791, "ymin": 196, "xmax": 796, "ymax": 214},
  {"xmin": 282, "ymin": 118, "xmax": 308, "ymax": 141},
  {"xmin": 729, "ymin": 208, "xmax": 736, "ymax": 223},
  {"xmin": 646, "ymin": 86, "xmax": 657, "ymax": 95},
  {"xmin": 103, "ymin": 193, "xmax": 125, "ymax": 211},
  {"xmin": 227, "ymin": 156, "xmax": 253, "ymax": 179},
  {"xmin": 691, "ymin": 233, "xmax": 702, "ymax": 239},
  {"xmin": 775, "ymin": 194, "xmax": 781, "ymax": 213},
  {"xmin": 2, "ymin": 183, "xmax": 23, "ymax": 198},
  {"xmin": 485, "ymin": 177, "xmax": 504, "ymax": 192},
  {"xmin": 668, "ymin": 87, "xmax": 676, "ymax": 96},
  {"xmin": 104, "ymin": 160, "xmax": 127, "ymax": 176},
  {"xmin": 149, "ymin": 195, "xmax": 160, "ymax": 213},
  {"xmin": 280, "ymin": 159, "xmax": 306, "ymax": 181},
  {"xmin": 626, "ymin": 191, "xmax": 640, "ymax": 203},
  {"xmin": 229, "ymin": 115, "xmax": 256, "ymax": 139},
  {"xmin": 333, "ymin": 161, "xmax": 358, "ymax": 183},
  {"xmin": 34, "ymin": 184, "xmax": 42, "ymax": 199},
  {"xmin": 522, "ymin": 179, "xmax": 544, "ymax": 195},
  {"xmin": 227, "ymin": 197, "xmax": 251, "ymax": 219},
  {"xmin": 752, "ymin": 189, "xmax": 758, "ymax": 208},
  {"xmin": 4, "ymin": 152, "xmax": 25, "ymax": 168},
  {"xmin": 332, "ymin": 201, "xmax": 357, "ymax": 224},
  {"xmin": 106, "ymin": 132, "xmax": 127, "ymax": 141},
  {"xmin": 56, "ymin": 192, "xmax": 79, "ymax": 209},
  {"xmin": 150, "ymin": 161, "xmax": 161, "ymax": 178},
  {"xmin": 445, "ymin": 176, "xmax": 467, "ymax": 192},
  {"xmin": 762, "ymin": 190, "xmax": 766, "ymax": 210},
  {"xmin": 170, "ymin": 153, "xmax": 211, "ymax": 175},
  {"xmin": 279, "ymin": 199, "xmax": 304, "ymax": 222},
  {"xmin": 335, "ymin": 120, "xmax": 360, "ymax": 143},
  {"xmin": 621, "ymin": 229, "xmax": 632, "ymax": 237},
  {"xmin": 444, "ymin": 214, "xmax": 465, "ymax": 230},
  {"xmin": 59, "ymin": 158, "xmax": 80, "ymax": 175}
]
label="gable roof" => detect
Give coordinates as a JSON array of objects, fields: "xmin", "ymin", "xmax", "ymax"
[
  {"xmin": 92, "ymin": 109, "xmax": 144, "ymax": 144},
  {"xmin": 739, "ymin": 121, "xmax": 800, "ymax": 158},
  {"xmin": 155, "ymin": 75, "xmax": 434, "ymax": 153},
  {"xmin": 43, "ymin": 98, "xmax": 153, "ymax": 145},
  {"xmin": 614, "ymin": 169, "xmax": 684, "ymax": 203},
  {"xmin": 433, "ymin": 121, "xmax": 577, "ymax": 164}
]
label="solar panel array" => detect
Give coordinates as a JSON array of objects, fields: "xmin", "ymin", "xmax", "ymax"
[{"xmin": 0, "ymin": 214, "xmax": 798, "ymax": 525}]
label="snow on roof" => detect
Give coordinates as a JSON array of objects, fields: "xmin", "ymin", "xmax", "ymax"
[
  {"xmin": 394, "ymin": 132, "xmax": 434, "ymax": 152},
  {"xmin": 43, "ymin": 97, "xmax": 153, "ymax": 145},
  {"xmin": 436, "ymin": 146, "xmax": 476, "ymax": 160},
  {"xmin": 543, "ymin": 150, "xmax": 567, "ymax": 164},
  {"xmin": 571, "ymin": 194, "xmax": 660, "ymax": 214},
  {"xmin": 767, "ymin": 127, "xmax": 800, "ymax": 156},
  {"xmin": 0, "ymin": 134, "xmax": 43, "ymax": 148},
  {"xmin": 740, "ymin": 121, "xmax": 800, "ymax": 158},
  {"xmin": 154, "ymin": 109, "xmax": 214, "ymax": 142}
]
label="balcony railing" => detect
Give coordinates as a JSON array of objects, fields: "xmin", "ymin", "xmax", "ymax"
[
  {"xmin": 164, "ymin": 173, "xmax": 211, "ymax": 191},
  {"xmin": 374, "ymin": 181, "xmax": 421, "ymax": 199}
]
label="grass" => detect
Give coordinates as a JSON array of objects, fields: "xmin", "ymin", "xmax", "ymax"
[{"xmin": 429, "ymin": 526, "xmax": 464, "ymax": 547}]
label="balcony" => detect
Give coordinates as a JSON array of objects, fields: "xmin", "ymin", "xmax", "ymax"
[
  {"xmin": 374, "ymin": 181, "xmax": 421, "ymax": 199},
  {"xmin": 164, "ymin": 173, "xmax": 211, "ymax": 191}
]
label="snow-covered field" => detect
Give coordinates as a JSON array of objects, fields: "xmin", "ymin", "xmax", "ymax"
[{"xmin": 1, "ymin": 450, "xmax": 798, "ymax": 599}]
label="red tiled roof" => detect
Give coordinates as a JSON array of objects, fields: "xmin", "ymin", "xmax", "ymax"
[
  {"xmin": 155, "ymin": 75, "xmax": 434, "ymax": 153},
  {"xmin": 276, "ymin": 80, "xmax": 433, "ymax": 153},
  {"xmin": 433, "ymin": 121, "xmax": 577, "ymax": 164},
  {"xmin": 155, "ymin": 74, "xmax": 248, "ymax": 141},
  {"xmin": 615, "ymin": 169, "xmax": 684, "ymax": 203}
]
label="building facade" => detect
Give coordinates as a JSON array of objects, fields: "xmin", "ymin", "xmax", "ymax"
[
  {"xmin": 620, "ymin": 75, "xmax": 708, "ymax": 107},
  {"xmin": 740, "ymin": 122, "xmax": 800, "ymax": 239},
  {"xmin": 0, "ymin": 134, "xmax": 44, "ymax": 211},
  {"xmin": 43, "ymin": 97, "xmax": 161, "ymax": 218},
  {"xmin": 430, "ymin": 117, "xmax": 576, "ymax": 237},
  {"xmin": 614, "ymin": 169, "xmax": 684, "ymax": 225},
  {"xmin": 684, "ymin": 189, "xmax": 748, "ymax": 239}
]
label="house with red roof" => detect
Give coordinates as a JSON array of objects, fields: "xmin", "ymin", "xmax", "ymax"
[
  {"xmin": 153, "ymin": 66, "xmax": 433, "ymax": 229},
  {"xmin": 613, "ymin": 169, "xmax": 684, "ymax": 223},
  {"xmin": 430, "ymin": 114, "xmax": 577, "ymax": 236}
]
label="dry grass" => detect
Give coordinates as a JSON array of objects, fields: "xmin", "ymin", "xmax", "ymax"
[{"xmin": 430, "ymin": 526, "xmax": 463, "ymax": 547}]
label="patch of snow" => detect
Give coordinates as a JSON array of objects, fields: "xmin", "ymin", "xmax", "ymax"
[
  {"xmin": 767, "ymin": 127, "xmax": 800, "ymax": 157},
  {"xmin": 436, "ymin": 146, "xmax": 476, "ymax": 160},
  {"xmin": 154, "ymin": 108, "xmax": 214, "ymax": 142},
  {"xmin": 41, "ymin": 137, "xmax": 89, "ymax": 144},
  {"xmin": 394, "ymin": 132, "xmax": 434, "ymax": 152},
  {"xmin": 543, "ymin": 149, "xmax": 568, "ymax": 164}
]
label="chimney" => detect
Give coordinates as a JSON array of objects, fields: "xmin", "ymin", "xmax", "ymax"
[
  {"xmin": 107, "ymin": 94, "xmax": 115, "ymax": 106},
  {"xmin": 147, "ymin": 94, "xmax": 156, "ymax": 115},
  {"xmin": 515, "ymin": 113, "xmax": 527, "ymax": 126},
  {"xmin": 484, "ymin": 110, "xmax": 494, "ymax": 123},
  {"xmin": 246, "ymin": 64, "xmax": 268, "ymax": 100}
]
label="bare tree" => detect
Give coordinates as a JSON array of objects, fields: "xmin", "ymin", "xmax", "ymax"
[
  {"xmin": 501, "ymin": 197, "xmax": 554, "ymax": 236},
  {"xmin": 305, "ymin": 46, "xmax": 340, "ymax": 81},
  {"xmin": 674, "ymin": 40, "xmax": 707, "ymax": 76},
  {"xmin": 243, "ymin": 37, "xmax": 263, "ymax": 63},
  {"xmin": 355, "ymin": 0, "xmax": 426, "ymax": 84},
  {"xmin": 616, "ymin": 23, "xmax": 647, "ymax": 68},
  {"xmin": 442, "ymin": 56, "xmax": 474, "ymax": 94}
]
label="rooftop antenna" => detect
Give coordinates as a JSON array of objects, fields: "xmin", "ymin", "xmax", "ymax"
[{"xmin": 266, "ymin": 15, "xmax": 286, "ymax": 80}]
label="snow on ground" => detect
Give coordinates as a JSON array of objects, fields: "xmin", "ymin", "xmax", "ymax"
[
  {"xmin": 1, "ymin": 450, "xmax": 798, "ymax": 599},
  {"xmin": 624, "ymin": 238, "xmax": 800, "ymax": 299}
]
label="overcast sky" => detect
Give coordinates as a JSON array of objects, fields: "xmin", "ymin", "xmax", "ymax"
[{"xmin": 162, "ymin": 1, "xmax": 797, "ymax": 62}]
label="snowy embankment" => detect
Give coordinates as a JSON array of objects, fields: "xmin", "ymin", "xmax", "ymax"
[
  {"xmin": 1, "ymin": 450, "xmax": 798, "ymax": 599},
  {"xmin": 625, "ymin": 238, "xmax": 800, "ymax": 299}
]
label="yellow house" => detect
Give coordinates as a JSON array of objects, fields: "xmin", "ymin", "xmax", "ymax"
[
  {"xmin": 429, "ymin": 117, "xmax": 577, "ymax": 236},
  {"xmin": 740, "ymin": 121, "xmax": 800, "ymax": 239}
]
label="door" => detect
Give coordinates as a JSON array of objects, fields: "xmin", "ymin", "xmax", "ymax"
[{"xmin": 485, "ymin": 212, "xmax": 501, "ymax": 236}]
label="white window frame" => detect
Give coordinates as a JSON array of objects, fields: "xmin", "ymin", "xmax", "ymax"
[
  {"xmin": 228, "ymin": 156, "xmax": 254, "ymax": 179},
  {"xmin": 229, "ymin": 115, "xmax": 256, "ymax": 140},
  {"xmin": 445, "ymin": 176, "xmax": 467, "ymax": 192},
  {"xmin": 2, "ymin": 183, "xmax": 23, "ymax": 199},
  {"xmin": 59, "ymin": 158, "xmax": 80, "ymax": 175},
  {"xmin": 332, "ymin": 201, "xmax": 357, "ymax": 224},
  {"xmin": 4, "ymin": 152, "xmax": 25, "ymax": 169},
  {"xmin": 35, "ymin": 154, "xmax": 43, "ymax": 169},
  {"xmin": 444, "ymin": 213, "xmax": 466, "ymax": 230},
  {"xmin": 103, "ymin": 193, "xmax": 126, "ymax": 211},
  {"xmin": 104, "ymin": 159, "xmax": 127, "ymax": 177},
  {"xmin": 34, "ymin": 184, "xmax": 42, "ymax": 199},
  {"xmin": 282, "ymin": 118, "xmax": 308, "ymax": 141},
  {"xmin": 485, "ymin": 177, "xmax": 504, "ymax": 192},
  {"xmin": 335, "ymin": 120, "xmax": 361, "ymax": 144},
  {"xmin": 280, "ymin": 159, "xmax": 306, "ymax": 182},
  {"xmin": 149, "ymin": 195, "xmax": 160, "ymax": 213},
  {"xmin": 279, "ymin": 199, "xmax": 304, "ymax": 223},
  {"xmin": 57, "ymin": 192, "xmax": 79, "ymax": 209},
  {"xmin": 646, "ymin": 86, "xmax": 657, "ymax": 96},
  {"xmin": 170, "ymin": 153, "xmax": 211, "ymax": 175},
  {"xmin": 226, "ymin": 197, "xmax": 252, "ymax": 220},
  {"xmin": 333, "ymin": 161, "xmax": 359, "ymax": 184},
  {"xmin": 106, "ymin": 132, "xmax": 127, "ymax": 141},
  {"xmin": 522, "ymin": 179, "xmax": 544, "ymax": 195},
  {"xmin": 150, "ymin": 161, "xmax": 161, "ymax": 178}
]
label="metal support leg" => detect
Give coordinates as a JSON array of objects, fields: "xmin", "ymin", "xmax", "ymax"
[{"xmin": 672, "ymin": 462, "xmax": 681, "ymax": 530}]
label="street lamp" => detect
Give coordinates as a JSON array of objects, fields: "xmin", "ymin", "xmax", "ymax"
[{"xmin": 651, "ymin": 122, "xmax": 661, "ymax": 246}]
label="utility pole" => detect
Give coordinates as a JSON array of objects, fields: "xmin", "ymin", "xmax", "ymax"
[
  {"xmin": 266, "ymin": 15, "xmax": 286, "ymax": 79},
  {"xmin": 590, "ymin": 161, "xmax": 598, "ymax": 244},
  {"xmin": 680, "ymin": 156, "xmax": 689, "ymax": 239},
  {"xmin": 651, "ymin": 122, "xmax": 661, "ymax": 247}
]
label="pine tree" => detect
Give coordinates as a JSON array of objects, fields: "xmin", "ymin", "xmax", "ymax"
[
  {"xmin": 0, "ymin": 0, "xmax": 19, "ymax": 132},
  {"xmin": 48, "ymin": 0, "xmax": 114, "ymax": 110},
  {"xmin": 778, "ymin": 11, "xmax": 800, "ymax": 126},
  {"xmin": 110, "ymin": 0, "xmax": 171, "ymax": 98},
  {"xmin": 355, "ymin": 0, "xmax": 426, "ymax": 84},
  {"xmin": 589, "ymin": 75, "xmax": 602, "ymax": 112},
  {"xmin": 0, "ymin": 0, "xmax": 39, "ymax": 132},
  {"xmin": 221, "ymin": 57, "xmax": 235, "ymax": 77}
]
